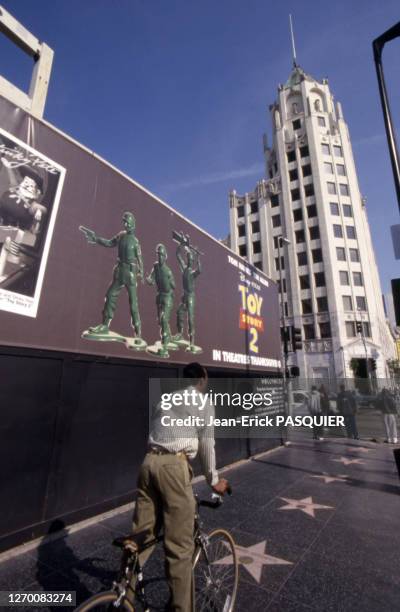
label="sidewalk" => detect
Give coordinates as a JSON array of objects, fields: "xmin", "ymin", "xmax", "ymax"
[{"xmin": 1, "ymin": 437, "xmax": 399, "ymax": 611}]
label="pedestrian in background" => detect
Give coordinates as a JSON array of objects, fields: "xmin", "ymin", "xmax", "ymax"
[
  {"xmin": 379, "ymin": 388, "xmax": 398, "ymax": 444},
  {"xmin": 337, "ymin": 384, "xmax": 359, "ymax": 439},
  {"xmin": 307, "ymin": 386, "xmax": 323, "ymax": 440}
]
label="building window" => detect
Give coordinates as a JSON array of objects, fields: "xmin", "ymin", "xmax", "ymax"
[
  {"xmin": 291, "ymin": 188, "xmax": 300, "ymax": 202},
  {"xmin": 295, "ymin": 229, "xmax": 305, "ymax": 243},
  {"xmin": 293, "ymin": 208, "xmax": 303, "ymax": 222},
  {"xmin": 307, "ymin": 204, "xmax": 317, "ymax": 217},
  {"xmin": 343, "ymin": 204, "xmax": 353, "ymax": 217},
  {"xmin": 300, "ymin": 145, "xmax": 309, "ymax": 158},
  {"xmin": 330, "ymin": 202, "xmax": 340, "ymax": 215},
  {"xmin": 297, "ymin": 251, "xmax": 308, "ymax": 266},
  {"xmin": 252, "ymin": 220, "xmax": 260, "ymax": 233},
  {"xmin": 327, "ymin": 182, "xmax": 337, "ymax": 195},
  {"xmin": 275, "ymin": 256, "xmax": 284, "ymax": 270},
  {"xmin": 333, "ymin": 224, "xmax": 343, "ymax": 238},
  {"xmin": 304, "ymin": 324, "xmax": 315, "ymax": 340},
  {"xmin": 254, "ymin": 262, "xmax": 263, "ymax": 270},
  {"xmin": 305, "ymin": 183, "xmax": 315, "ymax": 197},
  {"xmin": 349, "ymin": 248, "xmax": 360, "ymax": 262},
  {"xmin": 278, "ymin": 278, "xmax": 287, "ymax": 293},
  {"xmin": 319, "ymin": 321, "xmax": 331, "ymax": 338},
  {"xmin": 253, "ymin": 241, "xmax": 261, "ymax": 254},
  {"xmin": 317, "ymin": 297, "xmax": 329, "ymax": 313},
  {"xmin": 239, "ymin": 244, "xmax": 247, "ymax": 257},
  {"xmin": 337, "ymin": 164, "xmax": 346, "ymax": 176},
  {"xmin": 287, "ymin": 150, "xmax": 296, "ymax": 163},
  {"xmin": 238, "ymin": 205, "xmax": 245, "ymax": 218},
  {"xmin": 312, "ymin": 248, "xmax": 323, "ymax": 263},
  {"xmin": 302, "ymin": 299, "xmax": 313, "ymax": 314},
  {"xmin": 322, "ymin": 143, "xmax": 330, "ymax": 155},
  {"xmin": 346, "ymin": 225, "xmax": 356, "ymax": 239},
  {"xmin": 271, "ymin": 194, "xmax": 279, "ymax": 207},
  {"xmin": 318, "ymin": 116, "xmax": 326, "ymax": 127},
  {"xmin": 250, "ymin": 201, "xmax": 258, "ymax": 214},
  {"xmin": 302, "ymin": 164, "xmax": 312, "ymax": 177},
  {"xmin": 340, "ymin": 183, "xmax": 349, "ymax": 196},
  {"xmin": 343, "ymin": 296, "xmax": 353, "ymax": 311},
  {"xmin": 356, "ymin": 296, "xmax": 367, "ymax": 311},
  {"xmin": 273, "ymin": 236, "xmax": 279, "ymax": 249},
  {"xmin": 333, "ymin": 145, "xmax": 343, "ymax": 157},
  {"xmin": 314, "ymin": 272, "xmax": 326, "ymax": 287},
  {"xmin": 309, "ymin": 225, "xmax": 320, "ymax": 240},
  {"xmin": 289, "ymin": 168, "xmax": 298, "ymax": 181},
  {"xmin": 300, "ymin": 274, "xmax": 310, "ymax": 289},
  {"xmin": 346, "ymin": 321, "xmax": 356, "ymax": 338},
  {"xmin": 272, "ymin": 214, "xmax": 281, "ymax": 228},
  {"xmin": 336, "ymin": 247, "xmax": 346, "ymax": 261},
  {"xmin": 324, "ymin": 162, "xmax": 333, "ymax": 174},
  {"xmin": 340, "ymin": 271, "xmax": 350, "ymax": 285},
  {"xmin": 363, "ymin": 322, "xmax": 371, "ymax": 337},
  {"xmin": 353, "ymin": 272, "xmax": 363, "ymax": 286},
  {"xmin": 238, "ymin": 224, "xmax": 246, "ymax": 237},
  {"xmin": 293, "ymin": 119, "xmax": 301, "ymax": 130}
]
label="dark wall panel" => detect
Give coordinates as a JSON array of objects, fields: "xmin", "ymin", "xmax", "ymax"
[{"xmin": 0, "ymin": 354, "xmax": 62, "ymax": 536}]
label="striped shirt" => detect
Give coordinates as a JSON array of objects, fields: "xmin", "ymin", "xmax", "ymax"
[{"xmin": 149, "ymin": 385, "xmax": 219, "ymax": 486}]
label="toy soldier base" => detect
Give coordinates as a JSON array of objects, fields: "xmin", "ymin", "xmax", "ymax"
[
  {"xmin": 82, "ymin": 323, "xmax": 147, "ymax": 351},
  {"xmin": 172, "ymin": 333, "xmax": 203, "ymax": 354},
  {"xmin": 147, "ymin": 339, "xmax": 179, "ymax": 359}
]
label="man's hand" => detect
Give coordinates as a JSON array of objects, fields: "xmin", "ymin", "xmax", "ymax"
[{"xmin": 212, "ymin": 478, "xmax": 230, "ymax": 496}]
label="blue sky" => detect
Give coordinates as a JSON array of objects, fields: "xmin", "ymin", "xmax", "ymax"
[{"xmin": 0, "ymin": 0, "xmax": 399, "ymax": 294}]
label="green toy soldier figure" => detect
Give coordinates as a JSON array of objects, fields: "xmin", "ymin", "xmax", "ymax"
[
  {"xmin": 173, "ymin": 232, "xmax": 203, "ymax": 354},
  {"xmin": 80, "ymin": 212, "xmax": 146, "ymax": 350},
  {"xmin": 146, "ymin": 243, "xmax": 177, "ymax": 358}
]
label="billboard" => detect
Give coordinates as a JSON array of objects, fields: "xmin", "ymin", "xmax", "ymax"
[
  {"xmin": 0, "ymin": 96, "xmax": 281, "ymax": 371},
  {"xmin": 0, "ymin": 129, "xmax": 65, "ymax": 316}
]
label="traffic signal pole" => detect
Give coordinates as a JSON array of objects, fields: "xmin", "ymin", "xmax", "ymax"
[{"xmin": 357, "ymin": 310, "xmax": 370, "ymax": 390}]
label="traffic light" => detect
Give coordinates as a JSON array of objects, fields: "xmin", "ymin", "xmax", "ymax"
[
  {"xmin": 370, "ymin": 358, "xmax": 377, "ymax": 372},
  {"xmin": 356, "ymin": 322, "xmax": 363, "ymax": 334},
  {"xmin": 291, "ymin": 326, "xmax": 302, "ymax": 352}
]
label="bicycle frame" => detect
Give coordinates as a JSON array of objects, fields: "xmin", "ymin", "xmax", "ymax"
[{"xmin": 110, "ymin": 493, "xmax": 226, "ymax": 610}]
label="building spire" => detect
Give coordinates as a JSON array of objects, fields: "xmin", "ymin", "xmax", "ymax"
[{"xmin": 289, "ymin": 14, "xmax": 297, "ymax": 67}]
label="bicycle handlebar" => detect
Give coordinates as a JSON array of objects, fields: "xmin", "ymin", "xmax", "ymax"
[{"xmin": 197, "ymin": 485, "xmax": 232, "ymax": 509}]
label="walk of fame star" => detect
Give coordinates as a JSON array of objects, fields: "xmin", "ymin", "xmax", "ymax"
[
  {"xmin": 213, "ymin": 540, "xmax": 292, "ymax": 583},
  {"xmin": 349, "ymin": 447, "xmax": 373, "ymax": 453},
  {"xmin": 278, "ymin": 496, "xmax": 333, "ymax": 517},
  {"xmin": 310, "ymin": 473, "xmax": 349, "ymax": 484},
  {"xmin": 332, "ymin": 456, "xmax": 365, "ymax": 465}
]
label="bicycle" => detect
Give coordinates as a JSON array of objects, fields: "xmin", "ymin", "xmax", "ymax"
[{"xmin": 76, "ymin": 491, "xmax": 238, "ymax": 612}]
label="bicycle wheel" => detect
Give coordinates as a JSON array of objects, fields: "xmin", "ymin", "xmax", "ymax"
[
  {"xmin": 75, "ymin": 590, "xmax": 134, "ymax": 612},
  {"xmin": 193, "ymin": 528, "xmax": 238, "ymax": 612}
]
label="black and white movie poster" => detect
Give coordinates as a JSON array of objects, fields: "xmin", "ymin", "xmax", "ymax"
[{"xmin": 0, "ymin": 128, "xmax": 65, "ymax": 317}]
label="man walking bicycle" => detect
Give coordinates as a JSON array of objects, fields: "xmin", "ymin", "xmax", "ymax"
[{"xmin": 131, "ymin": 362, "xmax": 229, "ymax": 612}]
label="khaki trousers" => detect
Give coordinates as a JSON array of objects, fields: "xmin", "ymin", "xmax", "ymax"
[{"xmin": 132, "ymin": 452, "xmax": 196, "ymax": 612}]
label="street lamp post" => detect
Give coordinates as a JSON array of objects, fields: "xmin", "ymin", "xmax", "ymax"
[
  {"xmin": 277, "ymin": 236, "xmax": 291, "ymax": 380},
  {"xmin": 356, "ymin": 309, "xmax": 370, "ymax": 391}
]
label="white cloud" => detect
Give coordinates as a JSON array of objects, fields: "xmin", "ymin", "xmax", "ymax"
[
  {"xmin": 353, "ymin": 133, "xmax": 386, "ymax": 148},
  {"xmin": 164, "ymin": 162, "xmax": 264, "ymax": 191}
]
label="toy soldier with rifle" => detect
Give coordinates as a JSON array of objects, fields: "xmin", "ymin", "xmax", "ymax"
[
  {"xmin": 172, "ymin": 230, "xmax": 203, "ymax": 354},
  {"xmin": 146, "ymin": 243, "xmax": 177, "ymax": 358}
]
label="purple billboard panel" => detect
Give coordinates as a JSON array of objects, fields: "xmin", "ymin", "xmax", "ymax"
[{"xmin": 0, "ymin": 96, "xmax": 281, "ymax": 371}]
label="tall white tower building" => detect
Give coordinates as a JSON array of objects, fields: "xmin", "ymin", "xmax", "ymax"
[{"xmin": 229, "ymin": 63, "xmax": 395, "ymax": 380}]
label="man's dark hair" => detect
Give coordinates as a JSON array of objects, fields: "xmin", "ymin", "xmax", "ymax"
[{"xmin": 183, "ymin": 362, "xmax": 207, "ymax": 381}]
